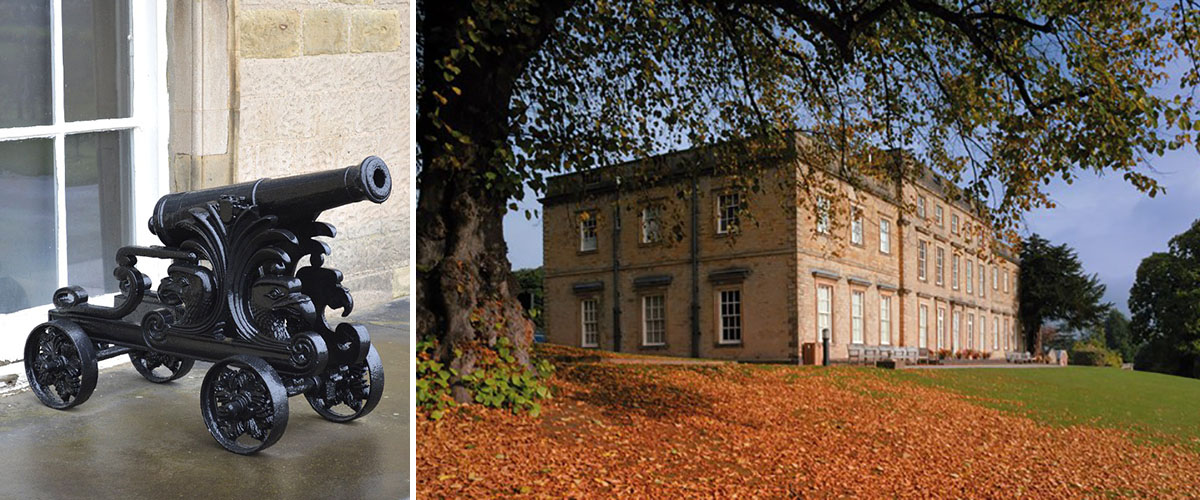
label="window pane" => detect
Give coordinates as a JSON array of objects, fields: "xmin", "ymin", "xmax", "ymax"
[
  {"xmin": 66, "ymin": 130, "xmax": 131, "ymax": 294},
  {"xmin": 0, "ymin": 139, "xmax": 56, "ymax": 313},
  {"xmin": 63, "ymin": 0, "xmax": 131, "ymax": 122},
  {"xmin": 0, "ymin": 1, "xmax": 52, "ymax": 127}
]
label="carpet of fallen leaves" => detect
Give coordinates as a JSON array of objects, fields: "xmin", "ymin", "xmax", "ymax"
[{"xmin": 419, "ymin": 345, "xmax": 1200, "ymax": 498}]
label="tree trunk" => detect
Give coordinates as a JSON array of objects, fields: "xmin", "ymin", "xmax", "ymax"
[{"xmin": 416, "ymin": 0, "xmax": 571, "ymax": 403}]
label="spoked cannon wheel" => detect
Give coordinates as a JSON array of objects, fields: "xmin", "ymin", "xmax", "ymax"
[
  {"xmin": 24, "ymin": 320, "xmax": 98, "ymax": 410},
  {"xmin": 130, "ymin": 350, "xmax": 194, "ymax": 383},
  {"xmin": 305, "ymin": 345, "xmax": 385, "ymax": 423},
  {"xmin": 200, "ymin": 355, "xmax": 289, "ymax": 454}
]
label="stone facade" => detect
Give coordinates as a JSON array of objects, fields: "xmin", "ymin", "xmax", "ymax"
[
  {"xmin": 166, "ymin": 0, "xmax": 410, "ymax": 308},
  {"xmin": 542, "ymin": 136, "xmax": 1022, "ymax": 363}
]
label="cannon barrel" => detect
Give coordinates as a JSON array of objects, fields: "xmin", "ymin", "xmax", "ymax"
[{"xmin": 149, "ymin": 156, "xmax": 391, "ymax": 246}]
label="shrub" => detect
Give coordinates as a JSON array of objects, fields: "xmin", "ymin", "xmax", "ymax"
[
  {"xmin": 417, "ymin": 335, "xmax": 555, "ymax": 420},
  {"xmin": 1068, "ymin": 340, "xmax": 1123, "ymax": 368}
]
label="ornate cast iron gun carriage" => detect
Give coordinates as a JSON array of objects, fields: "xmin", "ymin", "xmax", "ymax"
[{"xmin": 23, "ymin": 157, "xmax": 392, "ymax": 454}]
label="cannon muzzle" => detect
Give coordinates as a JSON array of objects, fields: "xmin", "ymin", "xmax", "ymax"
[{"xmin": 150, "ymin": 156, "xmax": 391, "ymax": 246}]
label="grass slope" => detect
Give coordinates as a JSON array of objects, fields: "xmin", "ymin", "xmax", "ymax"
[{"xmin": 893, "ymin": 366, "xmax": 1200, "ymax": 447}]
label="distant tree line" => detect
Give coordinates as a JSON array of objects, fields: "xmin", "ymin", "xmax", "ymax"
[{"xmin": 1020, "ymin": 221, "xmax": 1200, "ymax": 378}]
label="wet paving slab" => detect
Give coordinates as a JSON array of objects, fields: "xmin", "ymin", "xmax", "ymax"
[{"xmin": 0, "ymin": 300, "xmax": 410, "ymax": 500}]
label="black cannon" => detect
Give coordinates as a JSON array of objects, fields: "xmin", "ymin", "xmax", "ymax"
[{"xmin": 23, "ymin": 157, "xmax": 392, "ymax": 454}]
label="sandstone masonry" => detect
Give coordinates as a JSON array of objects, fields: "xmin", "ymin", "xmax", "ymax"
[{"xmin": 542, "ymin": 135, "xmax": 1023, "ymax": 363}]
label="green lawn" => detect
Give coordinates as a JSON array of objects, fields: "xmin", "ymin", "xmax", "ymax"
[{"xmin": 891, "ymin": 367, "xmax": 1200, "ymax": 448}]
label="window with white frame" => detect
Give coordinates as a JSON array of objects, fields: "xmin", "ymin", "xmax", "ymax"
[
  {"xmin": 580, "ymin": 298, "xmax": 599, "ymax": 347},
  {"xmin": 879, "ymin": 219, "xmax": 891, "ymax": 254},
  {"xmin": 936, "ymin": 307, "xmax": 945, "ymax": 349},
  {"xmin": 917, "ymin": 196, "xmax": 926, "ymax": 219},
  {"xmin": 642, "ymin": 294, "xmax": 665, "ymax": 346},
  {"xmin": 952, "ymin": 254, "xmax": 960, "ymax": 290},
  {"xmin": 917, "ymin": 240, "xmax": 928, "ymax": 281},
  {"xmin": 967, "ymin": 314, "xmax": 974, "ymax": 349},
  {"xmin": 1004, "ymin": 271, "xmax": 1011, "ymax": 293},
  {"xmin": 815, "ymin": 197, "xmax": 830, "ymax": 234},
  {"xmin": 979, "ymin": 264, "xmax": 986, "ymax": 298},
  {"xmin": 850, "ymin": 208, "xmax": 863, "ymax": 245},
  {"xmin": 918, "ymin": 304, "xmax": 928, "ymax": 349},
  {"xmin": 952, "ymin": 310, "xmax": 961, "ymax": 352},
  {"xmin": 879, "ymin": 295, "xmax": 892, "ymax": 345},
  {"xmin": 851, "ymin": 290, "xmax": 864, "ymax": 344},
  {"xmin": 993, "ymin": 266, "xmax": 999, "ymax": 290},
  {"xmin": 935, "ymin": 247, "xmax": 945, "ymax": 286},
  {"xmin": 951, "ymin": 213, "xmax": 959, "ymax": 234},
  {"xmin": 718, "ymin": 289, "xmax": 742, "ymax": 344},
  {"xmin": 579, "ymin": 212, "xmax": 597, "ymax": 252},
  {"xmin": 641, "ymin": 204, "xmax": 662, "ymax": 244},
  {"xmin": 817, "ymin": 284, "xmax": 832, "ymax": 343},
  {"xmin": 0, "ymin": 1, "xmax": 162, "ymax": 317},
  {"xmin": 978, "ymin": 314, "xmax": 986, "ymax": 351},
  {"xmin": 935, "ymin": 205, "xmax": 944, "ymax": 227},
  {"xmin": 716, "ymin": 193, "xmax": 740, "ymax": 234},
  {"xmin": 965, "ymin": 260, "xmax": 973, "ymax": 294}
]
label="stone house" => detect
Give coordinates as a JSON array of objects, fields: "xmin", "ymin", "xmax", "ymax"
[
  {"xmin": 0, "ymin": 0, "xmax": 410, "ymax": 362},
  {"xmin": 541, "ymin": 135, "xmax": 1022, "ymax": 363}
]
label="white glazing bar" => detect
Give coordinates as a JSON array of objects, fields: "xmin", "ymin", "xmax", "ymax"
[
  {"xmin": 51, "ymin": 0, "xmax": 67, "ymax": 288},
  {"xmin": 0, "ymin": 118, "xmax": 142, "ymax": 142}
]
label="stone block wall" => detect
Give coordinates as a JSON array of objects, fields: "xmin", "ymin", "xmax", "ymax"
[{"xmin": 167, "ymin": 0, "xmax": 411, "ymax": 309}]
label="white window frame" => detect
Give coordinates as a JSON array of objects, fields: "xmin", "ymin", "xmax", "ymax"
[
  {"xmin": 935, "ymin": 205, "xmax": 944, "ymax": 227},
  {"xmin": 993, "ymin": 266, "xmax": 999, "ymax": 290},
  {"xmin": 579, "ymin": 212, "xmax": 597, "ymax": 252},
  {"xmin": 716, "ymin": 192, "xmax": 740, "ymax": 234},
  {"xmin": 0, "ymin": 1, "xmax": 167, "ymax": 361},
  {"xmin": 879, "ymin": 218, "xmax": 891, "ymax": 254},
  {"xmin": 817, "ymin": 284, "xmax": 832, "ymax": 343},
  {"xmin": 851, "ymin": 290, "xmax": 864, "ymax": 344},
  {"xmin": 879, "ymin": 295, "xmax": 892, "ymax": 345},
  {"xmin": 640, "ymin": 204, "xmax": 662, "ymax": 244},
  {"xmin": 580, "ymin": 298, "xmax": 599, "ymax": 347},
  {"xmin": 951, "ymin": 213, "xmax": 959, "ymax": 234},
  {"xmin": 936, "ymin": 307, "xmax": 945, "ymax": 350},
  {"xmin": 918, "ymin": 304, "xmax": 928, "ymax": 349},
  {"xmin": 917, "ymin": 240, "xmax": 927, "ymax": 281},
  {"xmin": 916, "ymin": 195, "xmax": 926, "ymax": 219},
  {"xmin": 980, "ymin": 264, "xmax": 986, "ymax": 298},
  {"xmin": 965, "ymin": 260, "xmax": 973, "ymax": 294},
  {"xmin": 967, "ymin": 314, "xmax": 974, "ymax": 350},
  {"xmin": 850, "ymin": 208, "xmax": 863, "ymax": 245},
  {"xmin": 952, "ymin": 254, "xmax": 960, "ymax": 290},
  {"xmin": 718, "ymin": 289, "xmax": 742, "ymax": 344},
  {"xmin": 979, "ymin": 314, "xmax": 986, "ymax": 352},
  {"xmin": 952, "ymin": 310, "xmax": 961, "ymax": 352},
  {"xmin": 1004, "ymin": 270, "xmax": 1011, "ymax": 293},
  {"xmin": 995, "ymin": 316, "xmax": 1001, "ymax": 350},
  {"xmin": 935, "ymin": 247, "xmax": 945, "ymax": 286},
  {"xmin": 641, "ymin": 294, "xmax": 666, "ymax": 346},
  {"xmin": 815, "ymin": 197, "xmax": 830, "ymax": 234}
]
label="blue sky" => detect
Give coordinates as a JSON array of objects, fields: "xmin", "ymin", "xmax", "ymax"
[{"xmin": 504, "ymin": 147, "xmax": 1200, "ymax": 314}]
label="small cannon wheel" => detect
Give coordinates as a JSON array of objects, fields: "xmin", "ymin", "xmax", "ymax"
[
  {"xmin": 200, "ymin": 355, "xmax": 289, "ymax": 455},
  {"xmin": 24, "ymin": 320, "xmax": 98, "ymax": 410},
  {"xmin": 305, "ymin": 345, "xmax": 384, "ymax": 423},
  {"xmin": 129, "ymin": 351, "xmax": 195, "ymax": 383}
]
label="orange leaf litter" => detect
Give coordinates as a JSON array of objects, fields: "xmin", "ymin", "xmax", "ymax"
[{"xmin": 419, "ymin": 346, "xmax": 1200, "ymax": 498}]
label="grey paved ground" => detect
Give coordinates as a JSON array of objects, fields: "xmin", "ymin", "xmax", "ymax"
[{"xmin": 0, "ymin": 299, "xmax": 410, "ymax": 500}]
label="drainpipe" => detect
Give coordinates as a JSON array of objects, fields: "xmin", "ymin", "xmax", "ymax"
[
  {"xmin": 612, "ymin": 176, "xmax": 622, "ymax": 352},
  {"xmin": 690, "ymin": 171, "xmax": 700, "ymax": 358}
]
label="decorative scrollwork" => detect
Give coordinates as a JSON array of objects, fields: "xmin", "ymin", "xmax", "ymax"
[
  {"xmin": 287, "ymin": 332, "xmax": 328, "ymax": 375},
  {"xmin": 52, "ymin": 286, "xmax": 89, "ymax": 309},
  {"xmin": 142, "ymin": 309, "xmax": 174, "ymax": 344}
]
